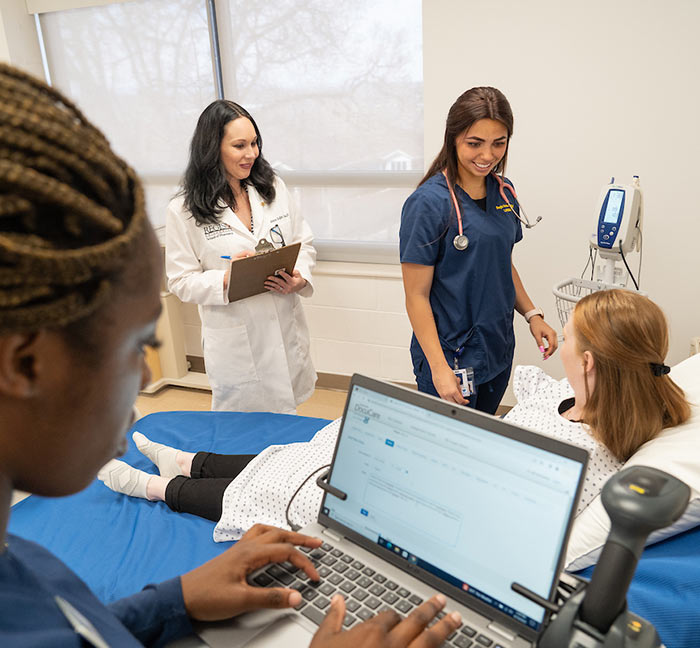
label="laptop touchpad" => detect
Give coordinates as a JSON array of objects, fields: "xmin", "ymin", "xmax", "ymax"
[{"xmin": 242, "ymin": 616, "xmax": 314, "ymax": 646}]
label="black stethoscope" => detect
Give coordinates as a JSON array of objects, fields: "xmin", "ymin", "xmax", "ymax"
[{"xmin": 442, "ymin": 170, "xmax": 542, "ymax": 251}]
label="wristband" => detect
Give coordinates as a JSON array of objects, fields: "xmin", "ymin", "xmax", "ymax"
[{"xmin": 524, "ymin": 308, "xmax": 544, "ymax": 324}]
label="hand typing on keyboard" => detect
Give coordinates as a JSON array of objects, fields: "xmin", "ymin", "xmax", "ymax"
[
  {"xmin": 184, "ymin": 523, "xmax": 461, "ymax": 646},
  {"xmin": 180, "ymin": 523, "xmax": 322, "ymax": 621},
  {"xmin": 310, "ymin": 593, "xmax": 462, "ymax": 647},
  {"xmin": 253, "ymin": 538, "xmax": 465, "ymax": 646}
]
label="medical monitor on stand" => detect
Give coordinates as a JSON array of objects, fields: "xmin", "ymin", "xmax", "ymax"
[
  {"xmin": 553, "ymin": 176, "xmax": 644, "ymax": 328},
  {"xmin": 589, "ymin": 176, "xmax": 643, "ymax": 286}
]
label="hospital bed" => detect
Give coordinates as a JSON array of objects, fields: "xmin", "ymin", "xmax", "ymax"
[{"xmin": 9, "ymin": 393, "xmax": 700, "ymax": 647}]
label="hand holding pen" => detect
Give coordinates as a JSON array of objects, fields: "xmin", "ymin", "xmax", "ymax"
[{"xmin": 222, "ymin": 250, "xmax": 255, "ymax": 293}]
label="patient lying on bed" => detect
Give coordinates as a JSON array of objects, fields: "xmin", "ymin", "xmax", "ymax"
[{"xmin": 100, "ymin": 290, "xmax": 691, "ymax": 560}]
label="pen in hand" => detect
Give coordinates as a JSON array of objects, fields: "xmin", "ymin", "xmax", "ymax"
[{"xmin": 221, "ymin": 251, "xmax": 255, "ymax": 261}]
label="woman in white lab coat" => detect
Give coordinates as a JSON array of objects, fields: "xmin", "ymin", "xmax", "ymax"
[{"xmin": 166, "ymin": 100, "xmax": 317, "ymax": 413}]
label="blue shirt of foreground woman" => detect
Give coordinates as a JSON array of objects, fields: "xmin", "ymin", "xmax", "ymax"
[{"xmin": 0, "ymin": 63, "xmax": 460, "ymax": 647}]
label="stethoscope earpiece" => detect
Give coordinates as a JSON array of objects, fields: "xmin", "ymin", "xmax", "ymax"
[{"xmin": 525, "ymin": 215, "xmax": 543, "ymax": 229}]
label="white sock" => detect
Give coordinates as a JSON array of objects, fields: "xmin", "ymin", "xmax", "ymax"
[
  {"xmin": 132, "ymin": 431, "xmax": 183, "ymax": 478},
  {"xmin": 98, "ymin": 459, "xmax": 153, "ymax": 500}
]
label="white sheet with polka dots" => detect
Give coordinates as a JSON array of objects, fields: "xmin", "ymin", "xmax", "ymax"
[
  {"xmin": 214, "ymin": 418, "xmax": 341, "ymax": 542},
  {"xmin": 504, "ymin": 365, "xmax": 622, "ymax": 516}
]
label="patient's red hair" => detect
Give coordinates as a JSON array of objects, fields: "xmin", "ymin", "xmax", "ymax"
[{"xmin": 573, "ymin": 289, "xmax": 691, "ymax": 461}]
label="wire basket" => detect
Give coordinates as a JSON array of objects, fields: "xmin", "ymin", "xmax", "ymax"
[{"xmin": 552, "ymin": 278, "xmax": 626, "ymax": 328}]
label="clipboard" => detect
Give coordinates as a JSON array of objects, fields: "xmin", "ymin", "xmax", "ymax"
[{"xmin": 227, "ymin": 242, "xmax": 301, "ymax": 303}]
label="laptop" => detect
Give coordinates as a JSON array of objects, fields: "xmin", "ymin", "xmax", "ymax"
[{"xmin": 197, "ymin": 374, "xmax": 588, "ymax": 648}]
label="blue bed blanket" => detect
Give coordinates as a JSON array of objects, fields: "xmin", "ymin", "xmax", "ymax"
[
  {"xmin": 9, "ymin": 411, "xmax": 700, "ymax": 647},
  {"xmin": 9, "ymin": 411, "xmax": 328, "ymax": 603},
  {"xmin": 578, "ymin": 524, "xmax": 700, "ymax": 648}
]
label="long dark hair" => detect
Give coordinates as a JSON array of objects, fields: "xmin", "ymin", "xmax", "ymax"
[
  {"xmin": 420, "ymin": 87, "xmax": 514, "ymax": 188},
  {"xmin": 180, "ymin": 100, "xmax": 276, "ymax": 225}
]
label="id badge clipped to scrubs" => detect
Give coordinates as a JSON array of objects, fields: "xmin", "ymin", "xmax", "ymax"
[
  {"xmin": 453, "ymin": 347, "xmax": 474, "ymax": 397},
  {"xmin": 454, "ymin": 367, "xmax": 474, "ymax": 397}
]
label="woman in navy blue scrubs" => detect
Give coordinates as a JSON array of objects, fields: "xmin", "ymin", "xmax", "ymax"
[{"xmin": 400, "ymin": 87, "xmax": 558, "ymax": 414}]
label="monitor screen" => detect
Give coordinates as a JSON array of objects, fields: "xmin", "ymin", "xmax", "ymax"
[
  {"xmin": 324, "ymin": 384, "xmax": 584, "ymax": 631},
  {"xmin": 603, "ymin": 189, "xmax": 625, "ymax": 224}
]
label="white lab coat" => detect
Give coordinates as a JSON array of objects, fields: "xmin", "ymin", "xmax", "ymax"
[{"xmin": 165, "ymin": 176, "xmax": 317, "ymax": 413}]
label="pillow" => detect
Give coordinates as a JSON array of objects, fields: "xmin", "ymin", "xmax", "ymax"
[{"xmin": 566, "ymin": 352, "xmax": 700, "ymax": 571}]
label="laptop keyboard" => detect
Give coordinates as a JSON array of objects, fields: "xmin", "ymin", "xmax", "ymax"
[{"xmin": 250, "ymin": 541, "xmax": 506, "ymax": 648}]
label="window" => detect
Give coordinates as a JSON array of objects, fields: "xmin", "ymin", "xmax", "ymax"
[
  {"xmin": 34, "ymin": 0, "xmax": 423, "ymax": 259},
  {"xmin": 38, "ymin": 0, "xmax": 215, "ymax": 229},
  {"xmin": 217, "ymin": 0, "xmax": 423, "ymax": 257}
]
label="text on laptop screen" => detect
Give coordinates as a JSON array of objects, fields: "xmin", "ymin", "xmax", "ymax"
[{"xmin": 323, "ymin": 385, "xmax": 584, "ymax": 630}]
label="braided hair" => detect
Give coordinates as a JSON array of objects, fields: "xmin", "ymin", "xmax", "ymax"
[{"xmin": 0, "ymin": 63, "xmax": 148, "ymax": 333}]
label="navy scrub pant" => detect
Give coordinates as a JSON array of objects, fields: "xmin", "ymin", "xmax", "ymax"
[{"xmin": 417, "ymin": 364, "xmax": 511, "ymax": 415}]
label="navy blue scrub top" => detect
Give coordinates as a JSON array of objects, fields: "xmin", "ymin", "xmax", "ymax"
[
  {"xmin": 0, "ymin": 534, "xmax": 192, "ymax": 647},
  {"xmin": 399, "ymin": 172, "xmax": 523, "ymax": 386}
]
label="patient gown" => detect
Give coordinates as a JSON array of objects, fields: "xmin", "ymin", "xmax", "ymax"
[{"xmin": 504, "ymin": 365, "xmax": 622, "ymax": 515}]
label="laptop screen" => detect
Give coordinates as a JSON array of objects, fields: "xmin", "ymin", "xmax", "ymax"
[{"xmin": 321, "ymin": 381, "xmax": 585, "ymax": 632}]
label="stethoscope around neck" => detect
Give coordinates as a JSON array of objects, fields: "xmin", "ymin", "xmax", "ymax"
[{"xmin": 442, "ymin": 169, "xmax": 542, "ymax": 251}]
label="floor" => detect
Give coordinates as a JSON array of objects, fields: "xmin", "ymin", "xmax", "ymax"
[{"xmin": 134, "ymin": 386, "xmax": 348, "ymax": 420}]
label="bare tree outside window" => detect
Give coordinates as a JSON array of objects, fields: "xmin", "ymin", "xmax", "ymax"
[
  {"xmin": 218, "ymin": 0, "xmax": 423, "ymax": 244},
  {"xmin": 40, "ymin": 0, "xmax": 423, "ymax": 246},
  {"xmin": 42, "ymin": 0, "xmax": 215, "ymax": 175}
]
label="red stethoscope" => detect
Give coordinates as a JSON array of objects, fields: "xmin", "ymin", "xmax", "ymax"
[{"xmin": 442, "ymin": 170, "xmax": 542, "ymax": 251}]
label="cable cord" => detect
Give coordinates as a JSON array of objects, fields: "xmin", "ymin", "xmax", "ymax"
[
  {"xmin": 618, "ymin": 241, "xmax": 639, "ymax": 290},
  {"xmin": 580, "ymin": 247, "xmax": 593, "ymax": 280},
  {"xmin": 636, "ymin": 229, "xmax": 643, "ymax": 288},
  {"xmin": 589, "ymin": 248, "xmax": 598, "ymax": 281},
  {"xmin": 285, "ymin": 464, "xmax": 331, "ymax": 532},
  {"xmin": 592, "ymin": 249, "xmax": 598, "ymax": 281}
]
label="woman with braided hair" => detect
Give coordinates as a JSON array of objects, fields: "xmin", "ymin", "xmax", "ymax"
[{"xmin": 0, "ymin": 63, "xmax": 462, "ymax": 647}]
